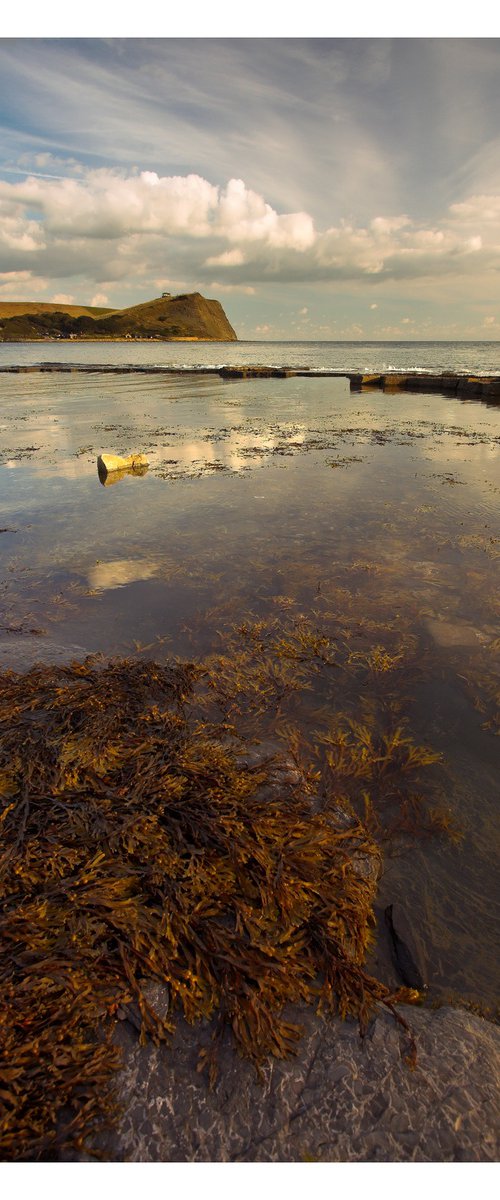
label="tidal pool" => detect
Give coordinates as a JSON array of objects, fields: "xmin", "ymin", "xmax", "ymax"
[{"xmin": 1, "ymin": 370, "xmax": 499, "ymax": 1009}]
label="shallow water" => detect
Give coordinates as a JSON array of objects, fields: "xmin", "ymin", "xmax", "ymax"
[{"xmin": 1, "ymin": 370, "xmax": 499, "ymax": 1008}]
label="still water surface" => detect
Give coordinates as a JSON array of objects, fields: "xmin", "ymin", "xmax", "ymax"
[{"xmin": 0, "ymin": 367, "xmax": 499, "ymax": 1009}]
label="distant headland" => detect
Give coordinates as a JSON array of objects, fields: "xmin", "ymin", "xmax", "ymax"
[{"xmin": 0, "ymin": 292, "xmax": 238, "ymax": 342}]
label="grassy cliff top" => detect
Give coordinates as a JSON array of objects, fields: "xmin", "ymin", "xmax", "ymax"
[{"xmin": 0, "ymin": 301, "xmax": 113, "ymax": 319}]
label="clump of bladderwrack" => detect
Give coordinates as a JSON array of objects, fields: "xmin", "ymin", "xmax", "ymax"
[{"xmin": 0, "ymin": 657, "xmax": 419, "ymax": 1161}]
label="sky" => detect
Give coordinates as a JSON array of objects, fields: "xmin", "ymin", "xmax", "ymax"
[{"xmin": 1, "ymin": 35, "xmax": 500, "ymax": 340}]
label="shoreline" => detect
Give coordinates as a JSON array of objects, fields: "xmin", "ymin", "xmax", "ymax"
[{"xmin": 1, "ymin": 362, "xmax": 500, "ymax": 399}]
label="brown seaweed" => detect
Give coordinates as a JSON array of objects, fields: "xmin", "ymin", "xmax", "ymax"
[{"xmin": 0, "ymin": 654, "xmax": 423, "ymax": 1161}]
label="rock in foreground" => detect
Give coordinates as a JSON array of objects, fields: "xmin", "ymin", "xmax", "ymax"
[{"xmin": 101, "ymin": 1002, "xmax": 500, "ymax": 1162}]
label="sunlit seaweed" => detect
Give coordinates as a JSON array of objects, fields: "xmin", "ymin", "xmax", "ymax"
[
  {"xmin": 467, "ymin": 667, "xmax": 500, "ymax": 737},
  {"xmin": 185, "ymin": 605, "xmax": 457, "ymax": 846},
  {"xmin": 316, "ymin": 712, "xmax": 458, "ymax": 846},
  {"xmin": 441, "ymin": 634, "xmax": 500, "ymax": 739},
  {"xmin": 0, "ymin": 655, "xmax": 421, "ymax": 1161}
]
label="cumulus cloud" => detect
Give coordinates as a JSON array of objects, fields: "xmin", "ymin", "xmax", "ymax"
[
  {"xmin": 206, "ymin": 248, "xmax": 246, "ymax": 267},
  {"xmin": 0, "ymin": 269, "xmax": 48, "ymax": 297},
  {"xmin": 0, "ymin": 164, "xmax": 499, "ymax": 296},
  {"xmin": 0, "ymin": 171, "xmax": 314, "ymax": 254},
  {"xmin": 0, "ymin": 211, "xmax": 46, "ymax": 253},
  {"xmin": 215, "ymin": 178, "xmax": 315, "ymax": 250},
  {"xmin": 1, "ymin": 170, "xmax": 219, "ymax": 239}
]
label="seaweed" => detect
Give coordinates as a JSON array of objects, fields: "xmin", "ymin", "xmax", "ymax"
[{"xmin": 0, "ymin": 655, "xmax": 420, "ymax": 1161}]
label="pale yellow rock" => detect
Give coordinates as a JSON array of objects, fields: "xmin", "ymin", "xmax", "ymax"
[
  {"xmin": 98, "ymin": 452, "xmax": 148, "ymax": 473},
  {"xmin": 97, "ymin": 452, "xmax": 149, "ymax": 484}
]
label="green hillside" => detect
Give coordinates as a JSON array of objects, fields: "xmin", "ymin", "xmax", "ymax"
[{"xmin": 0, "ymin": 293, "xmax": 237, "ymax": 342}]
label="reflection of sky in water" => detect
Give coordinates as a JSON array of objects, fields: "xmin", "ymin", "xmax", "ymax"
[
  {"xmin": 88, "ymin": 559, "xmax": 159, "ymax": 591},
  {"xmin": 1, "ymin": 373, "xmax": 499, "ymax": 1007},
  {"xmin": 0, "ymin": 373, "xmax": 499, "ymax": 623}
]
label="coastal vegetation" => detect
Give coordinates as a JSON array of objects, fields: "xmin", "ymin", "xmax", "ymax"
[{"xmin": 0, "ymin": 293, "xmax": 237, "ymax": 342}]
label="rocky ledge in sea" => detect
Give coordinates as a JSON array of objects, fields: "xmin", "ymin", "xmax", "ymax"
[
  {"xmin": 349, "ymin": 372, "xmax": 500, "ymax": 401},
  {"xmin": 1, "ymin": 362, "xmax": 500, "ymax": 402}
]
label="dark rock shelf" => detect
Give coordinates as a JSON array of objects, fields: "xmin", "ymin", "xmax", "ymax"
[{"xmin": 349, "ymin": 372, "xmax": 500, "ymax": 401}]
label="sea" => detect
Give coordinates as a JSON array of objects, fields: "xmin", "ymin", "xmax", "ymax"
[
  {"xmin": 1, "ymin": 338, "xmax": 499, "ymax": 1011},
  {"xmin": 1, "ymin": 337, "xmax": 500, "ymax": 374}
]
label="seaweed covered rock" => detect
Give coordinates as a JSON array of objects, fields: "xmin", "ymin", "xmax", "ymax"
[{"xmin": 0, "ymin": 657, "xmax": 413, "ymax": 1161}]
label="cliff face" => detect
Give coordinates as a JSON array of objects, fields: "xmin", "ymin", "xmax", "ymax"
[
  {"xmin": 95, "ymin": 293, "xmax": 237, "ymax": 340},
  {"xmin": 0, "ymin": 293, "xmax": 238, "ymax": 342}
]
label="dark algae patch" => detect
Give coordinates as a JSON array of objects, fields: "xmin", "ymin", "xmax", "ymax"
[{"xmin": 0, "ymin": 653, "xmax": 430, "ymax": 1161}]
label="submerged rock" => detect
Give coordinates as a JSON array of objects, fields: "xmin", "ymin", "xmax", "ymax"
[
  {"xmin": 87, "ymin": 1003, "xmax": 499, "ymax": 1162},
  {"xmin": 0, "ymin": 637, "xmax": 89, "ymax": 671},
  {"xmin": 425, "ymin": 618, "xmax": 488, "ymax": 648}
]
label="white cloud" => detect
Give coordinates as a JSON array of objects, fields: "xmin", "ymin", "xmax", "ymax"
[
  {"xmin": 213, "ymin": 179, "xmax": 315, "ymax": 251},
  {"xmin": 449, "ymin": 194, "xmax": 500, "ymax": 224},
  {"xmin": 0, "ymin": 269, "xmax": 32, "ymax": 284},
  {"xmin": 0, "ymin": 270, "xmax": 48, "ymax": 297},
  {"xmin": 2, "ymin": 170, "xmax": 219, "ymax": 239},
  {"xmin": 0, "ymin": 171, "xmax": 316, "ymax": 255},
  {"xmin": 0, "ymin": 164, "xmax": 499, "ymax": 297},
  {"xmin": 0, "ymin": 212, "xmax": 46, "ymax": 253},
  {"xmin": 206, "ymin": 248, "xmax": 246, "ymax": 267},
  {"xmin": 52, "ymin": 292, "xmax": 74, "ymax": 304},
  {"xmin": 371, "ymin": 215, "xmax": 411, "ymax": 235}
]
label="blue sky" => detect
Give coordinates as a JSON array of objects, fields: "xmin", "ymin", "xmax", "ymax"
[{"xmin": 1, "ymin": 37, "xmax": 500, "ymax": 338}]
